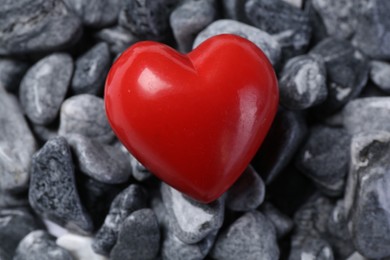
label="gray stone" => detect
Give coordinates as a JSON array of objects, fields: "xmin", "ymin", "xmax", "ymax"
[
  {"xmin": 94, "ymin": 26, "xmax": 139, "ymax": 55},
  {"xmin": 19, "ymin": 53, "xmax": 73, "ymax": 125},
  {"xmin": 296, "ymin": 125, "xmax": 351, "ymax": 196},
  {"xmin": 129, "ymin": 153, "xmax": 152, "ymax": 181},
  {"xmin": 67, "ymin": 134, "xmax": 131, "ymax": 184},
  {"xmin": 211, "ymin": 211, "xmax": 279, "ymax": 260},
  {"xmin": 170, "ymin": 0, "xmax": 217, "ymax": 52},
  {"xmin": 289, "ymin": 236, "xmax": 334, "ymax": 260},
  {"xmin": 71, "ymin": 42, "xmax": 111, "ymax": 95},
  {"xmin": 14, "ymin": 230, "xmax": 74, "ymax": 260},
  {"xmin": 0, "ymin": 0, "xmax": 82, "ymax": 55},
  {"xmin": 110, "ymin": 209, "xmax": 160, "ymax": 260},
  {"xmin": 193, "ymin": 19, "xmax": 281, "ymax": 65},
  {"xmin": 0, "ymin": 58, "xmax": 28, "ymax": 92},
  {"xmin": 226, "ymin": 165, "xmax": 265, "ymax": 212},
  {"xmin": 343, "ymin": 97, "xmax": 390, "ymax": 135},
  {"xmin": 279, "ymin": 54, "xmax": 327, "ymax": 110},
  {"xmin": 262, "ymin": 203, "xmax": 293, "ymax": 239},
  {"xmin": 63, "ymin": 0, "xmax": 122, "ymax": 28},
  {"xmin": 222, "ymin": 0, "xmax": 248, "ymax": 21},
  {"xmin": 56, "ymin": 234, "xmax": 107, "ymax": 260},
  {"xmin": 370, "ymin": 60, "xmax": 390, "ymax": 93},
  {"xmin": 0, "ymin": 86, "xmax": 37, "ymax": 192},
  {"xmin": 343, "ymin": 131, "xmax": 390, "ymax": 259},
  {"xmin": 29, "ymin": 137, "xmax": 93, "ymax": 234},
  {"xmin": 93, "ymin": 184, "xmax": 148, "ymax": 256},
  {"xmin": 59, "ymin": 94, "xmax": 115, "ymax": 144},
  {"xmin": 161, "ymin": 183, "xmax": 225, "ymax": 244},
  {"xmin": 0, "ymin": 189, "xmax": 28, "ymax": 209},
  {"xmin": 31, "ymin": 123, "xmax": 58, "ymax": 143}
]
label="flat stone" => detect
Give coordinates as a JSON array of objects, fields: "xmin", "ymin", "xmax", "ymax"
[
  {"xmin": 161, "ymin": 183, "xmax": 225, "ymax": 244},
  {"xmin": 226, "ymin": 165, "xmax": 265, "ymax": 212},
  {"xmin": 29, "ymin": 137, "xmax": 93, "ymax": 234},
  {"xmin": 93, "ymin": 184, "xmax": 148, "ymax": 256},
  {"xmin": 14, "ymin": 230, "xmax": 74, "ymax": 260},
  {"xmin": 369, "ymin": 60, "xmax": 390, "ymax": 93},
  {"xmin": 59, "ymin": 94, "xmax": 115, "ymax": 144},
  {"xmin": 0, "ymin": 58, "xmax": 29, "ymax": 92},
  {"xmin": 211, "ymin": 211, "xmax": 279, "ymax": 260},
  {"xmin": 19, "ymin": 53, "xmax": 73, "ymax": 125},
  {"xmin": 94, "ymin": 26, "xmax": 139, "ymax": 55},
  {"xmin": 71, "ymin": 42, "xmax": 111, "ymax": 95},
  {"xmin": 279, "ymin": 54, "xmax": 327, "ymax": 110},
  {"xmin": 0, "ymin": 0, "xmax": 82, "ymax": 55},
  {"xmin": 57, "ymin": 234, "xmax": 107, "ymax": 260},
  {"xmin": 111, "ymin": 209, "xmax": 160, "ymax": 260},
  {"xmin": 170, "ymin": 0, "xmax": 217, "ymax": 52},
  {"xmin": 261, "ymin": 203, "xmax": 293, "ymax": 239},
  {"xmin": 296, "ymin": 125, "xmax": 351, "ymax": 196},
  {"xmin": 0, "ymin": 86, "xmax": 37, "ymax": 192},
  {"xmin": 193, "ymin": 19, "xmax": 281, "ymax": 66}
]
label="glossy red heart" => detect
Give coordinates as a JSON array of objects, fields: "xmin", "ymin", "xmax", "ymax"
[{"xmin": 105, "ymin": 34, "xmax": 278, "ymax": 203}]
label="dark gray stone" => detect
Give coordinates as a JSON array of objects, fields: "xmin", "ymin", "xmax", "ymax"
[
  {"xmin": 63, "ymin": 0, "xmax": 122, "ymax": 28},
  {"xmin": 67, "ymin": 134, "xmax": 131, "ymax": 184},
  {"xmin": 19, "ymin": 53, "xmax": 73, "ymax": 125},
  {"xmin": 343, "ymin": 98, "xmax": 390, "ymax": 135},
  {"xmin": 0, "ymin": 189, "xmax": 28, "ymax": 209},
  {"xmin": 310, "ymin": 38, "xmax": 369, "ymax": 115},
  {"xmin": 71, "ymin": 42, "xmax": 111, "ymax": 95},
  {"xmin": 0, "ymin": 86, "xmax": 37, "ymax": 192},
  {"xmin": 59, "ymin": 94, "xmax": 115, "ymax": 144},
  {"xmin": 129, "ymin": 153, "xmax": 152, "ymax": 181},
  {"xmin": 222, "ymin": 0, "xmax": 248, "ymax": 22},
  {"xmin": 193, "ymin": 19, "xmax": 281, "ymax": 65},
  {"xmin": 0, "ymin": 58, "xmax": 28, "ymax": 92},
  {"xmin": 92, "ymin": 184, "xmax": 148, "ymax": 256},
  {"xmin": 170, "ymin": 0, "xmax": 217, "ymax": 52},
  {"xmin": 370, "ymin": 60, "xmax": 390, "ymax": 93},
  {"xmin": 110, "ymin": 209, "xmax": 160, "ymax": 260},
  {"xmin": 262, "ymin": 203, "xmax": 293, "ymax": 239},
  {"xmin": 296, "ymin": 125, "xmax": 351, "ymax": 196},
  {"xmin": 14, "ymin": 230, "xmax": 74, "ymax": 260},
  {"xmin": 211, "ymin": 211, "xmax": 279, "ymax": 260},
  {"xmin": 94, "ymin": 26, "xmax": 139, "ymax": 55},
  {"xmin": 279, "ymin": 54, "xmax": 327, "ymax": 110},
  {"xmin": 161, "ymin": 183, "xmax": 225, "ymax": 244},
  {"xmin": 344, "ymin": 131, "xmax": 390, "ymax": 259},
  {"xmin": 29, "ymin": 137, "xmax": 93, "ymax": 234},
  {"xmin": 0, "ymin": 0, "xmax": 82, "ymax": 55},
  {"xmin": 226, "ymin": 165, "xmax": 265, "ymax": 212}
]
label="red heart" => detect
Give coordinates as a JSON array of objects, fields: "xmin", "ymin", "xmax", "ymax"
[{"xmin": 105, "ymin": 34, "xmax": 278, "ymax": 203}]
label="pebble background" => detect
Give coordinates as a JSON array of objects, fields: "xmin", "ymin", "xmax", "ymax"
[{"xmin": 1, "ymin": 0, "xmax": 390, "ymax": 259}]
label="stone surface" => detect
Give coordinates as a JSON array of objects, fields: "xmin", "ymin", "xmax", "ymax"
[
  {"xmin": 110, "ymin": 209, "xmax": 160, "ymax": 260},
  {"xmin": 370, "ymin": 60, "xmax": 390, "ymax": 93},
  {"xmin": 226, "ymin": 165, "xmax": 265, "ymax": 212},
  {"xmin": 211, "ymin": 211, "xmax": 279, "ymax": 260},
  {"xmin": 71, "ymin": 42, "xmax": 111, "ymax": 95},
  {"xmin": 14, "ymin": 230, "xmax": 74, "ymax": 260},
  {"xmin": 92, "ymin": 184, "xmax": 148, "ymax": 256},
  {"xmin": 193, "ymin": 19, "xmax": 281, "ymax": 66},
  {"xmin": 31, "ymin": 123, "xmax": 58, "ymax": 143},
  {"xmin": 0, "ymin": 85, "xmax": 37, "ymax": 192},
  {"xmin": 67, "ymin": 134, "xmax": 131, "ymax": 184},
  {"xmin": 94, "ymin": 26, "xmax": 139, "ymax": 55},
  {"xmin": 29, "ymin": 137, "xmax": 93, "ymax": 234},
  {"xmin": 296, "ymin": 125, "xmax": 351, "ymax": 196},
  {"xmin": 57, "ymin": 234, "xmax": 107, "ymax": 260},
  {"xmin": 262, "ymin": 203, "xmax": 293, "ymax": 239},
  {"xmin": 0, "ymin": 58, "xmax": 28, "ymax": 92},
  {"xmin": 161, "ymin": 183, "xmax": 225, "ymax": 244},
  {"xmin": 222, "ymin": 0, "xmax": 248, "ymax": 21},
  {"xmin": 128, "ymin": 152, "xmax": 152, "ymax": 181},
  {"xmin": 19, "ymin": 53, "xmax": 73, "ymax": 125},
  {"xmin": 59, "ymin": 94, "xmax": 115, "ymax": 144},
  {"xmin": 170, "ymin": 0, "xmax": 217, "ymax": 52},
  {"xmin": 0, "ymin": 0, "xmax": 82, "ymax": 55},
  {"xmin": 279, "ymin": 54, "xmax": 327, "ymax": 110}
]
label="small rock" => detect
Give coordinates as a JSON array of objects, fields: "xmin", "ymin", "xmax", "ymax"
[
  {"xmin": 59, "ymin": 94, "xmax": 115, "ymax": 144},
  {"xmin": 129, "ymin": 153, "xmax": 152, "ymax": 181},
  {"xmin": 94, "ymin": 26, "xmax": 139, "ymax": 55},
  {"xmin": 57, "ymin": 234, "xmax": 107, "ymax": 260},
  {"xmin": 262, "ymin": 203, "xmax": 293, "ymax": 239},
  {"xmin": 282, "ymin": 0, "xmax": 303, "ymax": 8},
  {"xmin": 226, "ymin": 165, "xmax": 265, "ymax": 212},
  {"xmin": 110, "ymin": 209, "xmax": 160, "ymax": 260},
  {"xmin": 0, "ymin": 58, "xmax": 29, "ymax": 92},
  {"xmin": 369, "ymin": 60, "xmax": 390, "ymax": 93},
  {"xmin": 345, "ymin": 252, "xmax": 368, "ymax": 260},
  {"xmin": 29, "ymin": 137, "xmax": 93, "ymax": 234},
  {"xmin": 296, "ymin": 125, "xmax": 351, "ymax": 196},
  {"xmin": 222, "ymin": 0, "xmax": 249, "ymax": 21},
  {"xmin": 19, "ymin": 53, "xmax": 73, "ymax": 125},
  {"xmin": 279, "ymin": 54, "xmax": 327, "ymax": 110},
  {"xmin": 93, "ymin": 184, "xmax": 148, "ymax": 256},
  {"xmin": 31, "ymin": 123, "xmax": 58, "ymax": 143},
  {"xmin": 193, "ymin": 19, "xmax": 281, "ymax": 65},
  {"xmin": 161, "ymin": 183, "xmax": 225, "ymax": 244},
  {"xmin": 211, "ymin": 211, "xmax": 279, "ymax": 260},
  {"xmin": 0, "ymin": 0, "xmax": 82, "ymax": 55},
  {"xmin": 44, "ymin": 219, "xmax": 68, "ymax": 238},
  {"xmin": 14, "ymin": 230, "xmax": 74, "ymax": 260},
  {"xmin": 71, "ymin": 42, "xmax": 111, "ymax": 95},
  {"xmin": 289, "ymin": 236, "xmax": 334, "ymax": 260},
  {"xmin": 170, "ymin": 0, "xmax": 217, "ymax": 52},
  {"xmin": 0, "ymin": 86, "xmax": 37, "ymax": 192}
]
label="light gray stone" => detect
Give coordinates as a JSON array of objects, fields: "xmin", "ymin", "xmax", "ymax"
[
  {"xmin": 94, "ymin": 26, "xmax": 139, "ymax": 55},
  {"xmin": 370, "ymin": 60, "xmax": 390, "ymax": 93}
]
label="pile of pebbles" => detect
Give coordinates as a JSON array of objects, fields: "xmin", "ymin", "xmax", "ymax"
[{"xmin": 1, "ymin": 0, "xmax": 390, "ymax": 259}]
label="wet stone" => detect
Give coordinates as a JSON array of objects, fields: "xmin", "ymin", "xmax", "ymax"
[
  {"xmin": 71, "ymin": 42, "xmax": 111, "ymax": 95},
  {"xmin": 19, "ymin": 53, "xmax": 73, "ymax": 125},
  {"xmin": 193, "ymin": 19, "xmax": 281, "ymax": 66},
  {"xmin": 94, "ymin": 26, "xmax": 139, "ymax": 55},
  {"xmin": 0, "ymin": 0, "xmax": 82, "ymax": 55},
  {"xmin": 29, "ymin": 137, "xmax": 93, "ymax": 234},
  {"xmin": 369, "ymin": 60, "xmax": 390, "ymax": 93},
  {"xmin": 0, "ymin": 58, "xmax": 29, "ymax": 92}
]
